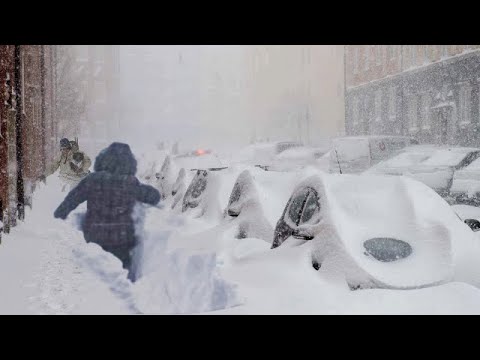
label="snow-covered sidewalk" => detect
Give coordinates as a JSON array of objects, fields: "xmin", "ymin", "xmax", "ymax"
[
  {"xmin": 0, "ymin": 176, "xmax": 239, "ymax": 315},
  {"xmin": 0, "ymin": 177, "xmax": 135, "ymax": 314}
]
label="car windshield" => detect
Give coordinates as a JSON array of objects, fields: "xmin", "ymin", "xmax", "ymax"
[
  {"xmin": 186, "ymin": 171, "xmax": 208, "ymax": 200},
  {"xmin": 300, "ymin": 191, "xmax": 320, "ymax": 224},
  {"xmin": 287, "ymin": 188, "xmax": 310, "ymax": 226},
  {"xmin": 421, "ymin": 149, "xmax": 478, "ymax": 167}
]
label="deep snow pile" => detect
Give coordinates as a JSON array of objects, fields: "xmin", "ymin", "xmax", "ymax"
[
  {"xmin": 148, "ymin": 208, "xmax": 480, "ymax": 314},
  {"xmin": 0, "ymin": 170, "xmax": 241, "ymax": 315}
]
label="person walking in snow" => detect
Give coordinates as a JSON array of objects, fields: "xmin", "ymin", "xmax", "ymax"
[
  {"xmin": 53, "ymin": 142, "xmax": 161, "ymax": 282},
  {"xmin": 42, "ymin": 138, "xmax": 92, "ymax": 192}
]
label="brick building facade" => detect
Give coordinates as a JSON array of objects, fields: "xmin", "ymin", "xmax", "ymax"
[{"xmin": 0, "ymin": 45, "xmax": 59, "ymax": 239}]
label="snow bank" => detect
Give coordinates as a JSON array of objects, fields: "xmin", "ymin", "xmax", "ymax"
[
  {"xmin": 210, "ymin": 239, "xmax": 480, "ymax": 314},
  {"xmin": 132, "ymin": 206, "xmax": 242, "ymax": 314},
  {"xmin": 133, "ymin": 248, "xmax": 241, "ymax": 314}
]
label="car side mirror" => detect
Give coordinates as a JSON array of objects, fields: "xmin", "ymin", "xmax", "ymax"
[
  {"xmin": 292, "ymin": 228, "xmax": 314, "ymax": 240},
  {"xmin": 465, "ymin": 219, "xmax": 480, "ymax": 232}
]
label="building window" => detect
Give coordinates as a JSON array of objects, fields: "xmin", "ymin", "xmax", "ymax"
[
  {"xmin": 420, "ymin": 93, "xmax": 431, "ymax": 130},
  {"xmin": 459, "ymin": 83, "xmax": 472, "ymax": 125},
  {"xmin": 375, "ymin": 90, "xmax": 382, "ymax": 122},
  {"xmin": 388, "ymin": 86, "xmax": 396, "ymax": 121},
  {"xmin": 375, "ymin": 46, "xmax": 382, "ymax": 66},
  {"xmin": 407, "ymin": 94, "xmax": 418, "ymax": 132},
  {"xmin": 364, "ymin": 47, "xmax": 369, "ymax": 70},
  {"xmin": 353, "ymin": 47, "xmax": 359, "ymax": 74}
]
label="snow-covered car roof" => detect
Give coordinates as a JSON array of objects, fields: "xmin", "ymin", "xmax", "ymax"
[
  {"xmin": 292, "ymin": 173, "xmax": 461, "ymax": 289},
  {"xmin": 261, "ymin": 146, "xmax": 330, "ymax": 172},
  {"xmin": 241, "ymin": 166, "xmax": 321, "ymax": 227},
  {"xmin": 174, "ymin": 153, "xmax": 225, "ymax": 170},
  {"xmin": 368, "ymin": 145, "xmax": 480, "ymax": 175},
  {"xmin": 329, "ymin": 136, "xmax": 417, "ymax": 174},
  {"xmin": 232, "ymin": 142, "xmax": 304, "ymax": 166}
]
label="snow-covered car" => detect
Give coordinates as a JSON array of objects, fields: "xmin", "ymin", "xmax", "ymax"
[
  {"xmin": 407, "ymin": 147, "xmax": 480, "ymax": 197},
  {"xmin": 330, "ymin": 136, "xmax": 417, "ymax": 174},
  {"xmin": 366, "ymin": 145, "xmax": 438, "ymax": 176},
  {"xmin": 260, "ymin": 146, "xmax": 330, "ymax": 172},
  {"xmin": 271, "ymin": 173, "xmax": 480, "ymax": 290},
  {"xmin": 233, "ymin": 140, "xmax": 331, "ymax": 173},
  {"xmin": 450, "ymin": 157, "xmax": 480, "ymax": 205},
  {"xmin": 368, "ymin": 145, "xmax": 480, "ymax": 197},
  {"xmin": 233, "ymin": 141, "xmax": 304, "ymax": 168},
  {"xmin": 181, "ymin": 166, "xmax": 248, "ymax": 219},
  {"xmin": 452, "ymin": 204, "xmax": 480, "ymax": 232},
  {"xmin": 223, "ymin": 167, "xmax": 317, "ymax": 241},
  {"xmin": 182, "ymin": 169, "xmax": 209, "ymax": 213}
]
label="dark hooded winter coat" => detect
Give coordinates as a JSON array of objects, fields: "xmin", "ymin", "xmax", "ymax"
[{"xmin": 54, "ymin": 143, "xmax": 160, "ymax": 248}]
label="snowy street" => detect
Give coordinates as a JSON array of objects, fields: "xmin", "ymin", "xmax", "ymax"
[{"xmin": 2, "ymin": 167, "xmax": 480, "ymax": 315}]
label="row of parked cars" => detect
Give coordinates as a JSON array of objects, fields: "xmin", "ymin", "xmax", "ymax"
[
  {"xmin": 329, "ymin": 135, "xmax": 480, "ymax": 206},
  {"xmin": 142, "ymin": 140, "xmax": 480, "ymax": 292}
]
